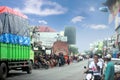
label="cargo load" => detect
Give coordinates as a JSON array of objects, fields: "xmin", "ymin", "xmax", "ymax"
[{"xmin": 0, "ymin": 6, "xmax": 32, "ymax": 80}]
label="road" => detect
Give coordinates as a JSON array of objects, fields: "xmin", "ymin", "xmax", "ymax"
[{"xmin": 7, "ymin": 60, "xmax": 88, "ymax": 80}]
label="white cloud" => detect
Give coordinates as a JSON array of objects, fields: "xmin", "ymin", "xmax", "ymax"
[
  {"xmin": 88, "ymin": 24, "xmax": 108, "ymax": 30},
  {"xmin": 38, "ymin": 20, "xmax": 48, "ymax": 25},
  {"xmin": 71, "ymin": 16, "xmax": 85, "ymax": 23},
  {"xmin": 82, "ymin": 24, "xmax": 108, "ymax": 30},
  {"xmin": 89, "ymin": 6, "xmax": 95, "ymax": 12},
  {"xmin": 14, "ymin": 0, "xmax": 67, "ymax": 16}
]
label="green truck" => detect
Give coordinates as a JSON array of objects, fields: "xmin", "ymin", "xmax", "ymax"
[{"xmin": 0, "ymin": 6, "xmax": 33, "ymax": 80}]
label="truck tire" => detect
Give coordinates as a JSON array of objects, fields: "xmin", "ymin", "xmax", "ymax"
[
  {"xmin": 0, "ymin": 63, "xmax": 7, "ymax": 80},
  {"xmin": 27, "ymin": 66, "xmax": 32, "ymax": 74},
  {"xmin": 27, "ymin": 61, "xmax": 32, "ymax": 74}
]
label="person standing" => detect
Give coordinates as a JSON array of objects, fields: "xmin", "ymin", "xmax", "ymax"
[
  {"xmin": 104, "ymin": 54, "xmax": 114, "ymax": 80},
  {"xmin": 67, "ymin": 56, "xmax": 70, "ymax": 65}
]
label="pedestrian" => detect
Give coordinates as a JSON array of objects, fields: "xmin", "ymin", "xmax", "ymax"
[
  {"xmin": 67, "ymin": 56, "xmax": 70, "ymax": 65},
  {"xmin": 102, "ymin": 56, "xmax": 107, "ymax": 79},
  {"xmin": 104, "ymin": 54, "xmax": 114, "ymax": 80}
]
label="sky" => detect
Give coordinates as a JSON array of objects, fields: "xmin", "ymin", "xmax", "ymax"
[{"xmin": 0, "ymin": 0, "xmax": 116, "ymax": 52}]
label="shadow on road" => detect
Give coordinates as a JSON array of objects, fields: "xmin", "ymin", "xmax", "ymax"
[{"xmin": 7, "ymin": 71, "xmax": 27, "ymax": 78}]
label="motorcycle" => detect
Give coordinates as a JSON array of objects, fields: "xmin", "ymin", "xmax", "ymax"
[
  {"xmin": 84, "ymin": 66, "xmax": 101, "ymax": 80},
  {"xmin": 33, "ymin": 59, "xmax": 49, "ymax": 69}
]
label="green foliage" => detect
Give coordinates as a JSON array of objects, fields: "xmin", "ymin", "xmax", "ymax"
[
  {"xmin": 84, "ymin": 50, "xmax": 91, "ymax": 55},
  {"xmin": 69, "ymin": 46, "xmax": 79, "ymax": 54},
  {"xmin": 95, "ymin": 50, "xmax": 103, "ymax": 55}
]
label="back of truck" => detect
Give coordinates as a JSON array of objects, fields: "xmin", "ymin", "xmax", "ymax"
[{"xmin": 0, "ymin": 6, "xmax": 32, "ymax": 80}]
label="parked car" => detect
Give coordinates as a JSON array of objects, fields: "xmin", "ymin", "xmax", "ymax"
[{"xmin": 111, "ymin": 58, "xmax": 120, "ymax": 73}]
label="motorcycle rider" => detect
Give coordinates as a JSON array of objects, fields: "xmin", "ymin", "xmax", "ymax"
[{"xmin": 88, "ymin": 54, "xmax": 103, "ymax": 80}]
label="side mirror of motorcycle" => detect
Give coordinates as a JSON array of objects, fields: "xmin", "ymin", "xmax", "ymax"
[{"xmin": 84, "ymin": 66, "xmax": 86, "ymax": 69}]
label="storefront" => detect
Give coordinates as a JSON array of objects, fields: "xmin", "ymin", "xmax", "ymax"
[{"xmin": 115, "ymin": 25, "xmax": 120, "ymax": 51}]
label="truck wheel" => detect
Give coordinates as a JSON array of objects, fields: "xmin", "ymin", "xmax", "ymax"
[
  {"xmin": 27, "ymin": 66, "xmax": 32, "ymax": 74},
  {"xmin": 0, "ymin": 63, "xmax": 7, "ymax": 80},
  {"xmin": 27, "ymin": 61, "xmax": 32, "ymax": 74}
]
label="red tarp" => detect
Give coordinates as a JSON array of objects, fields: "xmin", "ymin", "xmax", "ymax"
[{"xmin": 0, "ymin": 6, "xmax": 27, "ymax": 19}]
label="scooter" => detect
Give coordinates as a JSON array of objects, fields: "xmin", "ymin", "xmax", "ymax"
[
  {"xmin": 84, "ymin": 69, "xmax": 94, "ymax": 80},
  {"xmin": 84, "ymin": 66, "xmax": 101, "ymax": 80}
]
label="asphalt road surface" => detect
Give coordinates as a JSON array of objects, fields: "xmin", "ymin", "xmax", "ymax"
[{"xmin": 7, "ymin": 60, "xmax": 88, "ymax": 80}]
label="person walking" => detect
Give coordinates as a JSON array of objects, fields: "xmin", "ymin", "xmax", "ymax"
[
  {"xmin": 104, "ymin": 54, "xmax": 114, "ymax": 80},
  {"xmin": 67, "ymin": 56, "xmax": 70, "ymax": 65}
]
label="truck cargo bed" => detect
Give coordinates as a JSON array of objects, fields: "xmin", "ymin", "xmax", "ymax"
[{"xmin": 0, "ymin": 43, "xmax": 30, "ymax": 60}]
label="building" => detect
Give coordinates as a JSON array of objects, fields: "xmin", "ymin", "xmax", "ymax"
[
  {"xmin": 31, "ymin": 26, "xmax": 67, "ymax": 54},
  {"xmin": 52, "ymin": 41, "xmax": 68, "ymax": 56},
  {"xmin": 103, "ymin": 0, "xmax": 120, "ymax": 51},
  {"xmin": 64, "ymin": 26, "xmax": 76, "ymax": 44}
]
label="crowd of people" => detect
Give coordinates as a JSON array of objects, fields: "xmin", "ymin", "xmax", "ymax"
[
  {"xmin": 33, "ymin": 51, "xmax": 117, "ymax": 79},
  {"xmin": 33, "ymin": 53, "xmax": 87, "ymax": 69},
  {"xmin": 33, "ymin": 53, "xmax": 71, "ymax": 69}
]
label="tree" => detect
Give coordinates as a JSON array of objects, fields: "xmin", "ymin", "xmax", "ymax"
[
  {"xmin": 95, "ymin": 50, "xmax": 102, "ymax": 55},
  {"xmin": 69, "ymin": 46, "xmax": 79, "ymax": 54}
]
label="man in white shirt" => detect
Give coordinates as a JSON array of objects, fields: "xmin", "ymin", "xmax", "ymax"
[{"xmin": 89, "ymin": 54, "xmax": 103, "ymax": 80}]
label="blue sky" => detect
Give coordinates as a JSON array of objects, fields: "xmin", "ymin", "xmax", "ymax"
[{"xmin": 0, "ymin": 0, "xmax": 116, "ymax": 52}]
